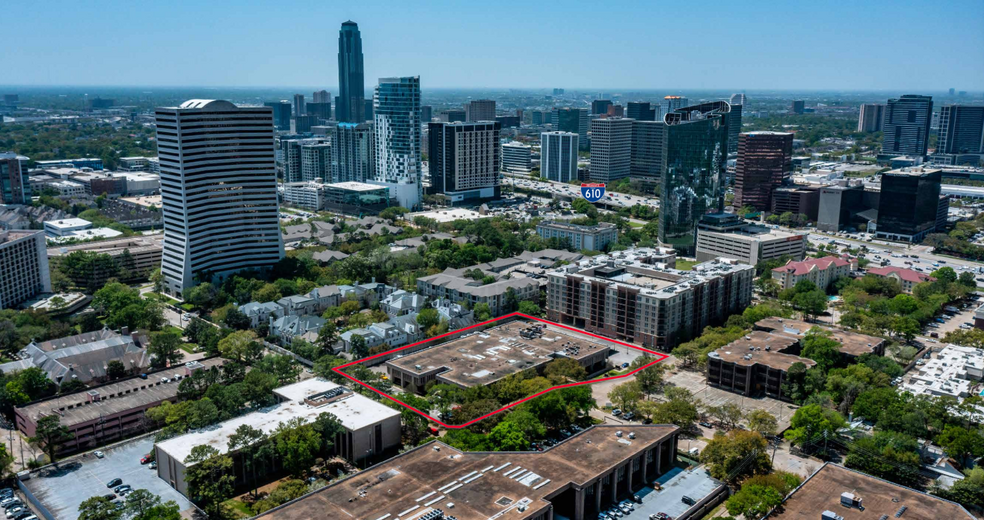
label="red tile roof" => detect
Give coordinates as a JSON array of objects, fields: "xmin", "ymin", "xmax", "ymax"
[
  {"xmin": 773, "ymin": 255, "xmax": 850, "ymax": 276},
  {"xmin": 866, "ymin": 266, "xmax": 935, "ymax": 284}
]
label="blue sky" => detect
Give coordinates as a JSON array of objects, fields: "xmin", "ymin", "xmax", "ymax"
[{"xmin": 2, "ymin": 0, "xmax": 982, "ymax": 90}]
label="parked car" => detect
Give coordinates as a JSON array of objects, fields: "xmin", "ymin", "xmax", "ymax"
[
  {"xmin": 106, "ymin": 478, "xmax": 122, "ymax": 489},
  {"xmin": 113, "ymin": 485, "xmax": 131, "ymax": 495},
  {"xmin": 140, "ymin": 455, "xmax": 152, "ymax": 464},
  {"xmin": 149, "ymin": 461, "xmax": 157, "ymax": 470},
  {"xmin": 682, "ymin": 495, "xmax": 696, "ymax": 506},
  {"xmin": 5, "ymin": 507, "xmax": 25, "ymax": 519},
  {"xmin": 93, "ymin": 451, "xmax": 104, "ymax": 459},
  {"xmin": 623, "ymin": 412, "xmax": 635, "ymax": 421},
  {"xmin": 612, "ymin": 408, "xmax": 622, "ymax": 416}
]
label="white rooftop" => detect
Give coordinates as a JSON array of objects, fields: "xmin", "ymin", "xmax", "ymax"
[
  {"xmin": 903, "ymin": 344, "xmax": 983, "ymax": 400},
  {"xmin": 44, "ymin": 218, "xmax": 91, "ymax": 229},
  {"xmin": 326, "ymin": 181, "xmax": 388, "ymax": 192},
  {"xmin": 48, "ymin": 227, "xmax": 123, "ymax": 243},
  {"xmin": 156, "ymin": 379, "xmax": 399, "ymax": 465},
  {"xmin": 408, "ymin": 207, "xmax": 482, "ymax": 223}
]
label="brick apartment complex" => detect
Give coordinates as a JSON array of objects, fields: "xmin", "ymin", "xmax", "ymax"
[
  {"xmin": 771, "ymin": 255, "xmax": 856, "ymax": 291},
  {"xmin": 864, "ymin": 266, "xmax": 935, "ymax": 294}
]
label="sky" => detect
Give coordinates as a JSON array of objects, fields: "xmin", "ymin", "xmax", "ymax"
[{"xmin": 2, "ymin": 0, "xmax": 983, "ymax": 91}]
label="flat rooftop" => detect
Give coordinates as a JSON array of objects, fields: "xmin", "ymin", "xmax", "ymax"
[
  {"xmin": 258, "ymin": 424, "xmax": 678, "ymax": 520},
  {"xmin": 766, "ymin": 463, "xmax": 973, "ymax": 519},
  {"xmin": 708, "ymin": 331, "xmax": 815, "ymax": 371},
  {"xmin": 326, "ymin": 181, "xmax": 389, "ymax": 192},
  {"xmin": 755, "ymin": 318, "xmax": 884, "ymax": 357},
  {"xmin": 386, "ymin": 321, "xmax": 612, "ymax": 387},
  {"xmin": 155, "ymin": 379, "xmax": 400, "ymax": 465},
  {"xmin": 16, "ymin": 358, "xmax": 225, "ymax": 427},
  {"xmin": 575, "ymin": 264, "xmax": 683, "ymax": 292},
  {"xmin": 47, "ymin": 234, "xmax": 163, "ymax": 256}
]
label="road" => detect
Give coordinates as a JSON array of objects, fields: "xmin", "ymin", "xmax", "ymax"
[{"xmin": 502, "ymin": 173, "xmax": 659, "ymax": 209}]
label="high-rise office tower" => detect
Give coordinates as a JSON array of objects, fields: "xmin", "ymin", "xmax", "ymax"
[
  {"xmin": 730, "ymin": 93, "xmax": 747, "ymax": 106},
  {"xmin": 661, "ymin": 96, "xmax": 688, "ymax": 115},
  {"xmin": 293, "ymin": 94, "xmax": 305, "ymax": 117},
  {"xmin": 421, "ymin": 106, "xmax": 433, "ymax": 123},
  {"xmin": 373, "ymin": 77, "xmax": 422, "ymax": 209},
  {"xmin": 551, "ymin": 108, "xmax": 589, "ymax": 145},
  {"xmin": 857, "ymin": 104, "xmax": 885, "ymax": 133},
  {"xmin": 541, "ymin": 132, "xmax": 579, "ymax": 182},
  {"xmin": 937, "ymin": 105, "xmax": 984, "ymax": 155},
  {"xmin": 337, "ymin": 21, "xmax": 365, "ymax": 124},
  {"xmin": 292, "ymin": 115, "xmax": 319, "ymax": 133},
  {"xmin": 882, "ymin": 95, "xmax": 933, "ymax": 157},
  {"xmin": 630, "ymin": 121, "xmax": 665, "ymax": 187},
  {"xmin": 282, "ymin": 139, "xmax": 304, "ymax": 183},
  {"xmin": 592, "ymin": 100, "xmax": 613, "ymax": 115},
  {"xmin": 726, "ymin": 103, "xmax": 742, "ymax": 155},
  {"xmin": 264, "ymin": 101, "xmax": 292, "ymax": 131},
  {"xmin": 607, "ymin": 105, "xmax": 624, "ymax": 118},
  {"xmin": 465, "ymin": 99, "xmax": 496, "ymax": 122},
  {"xmin": 154, "ymin": 100, "xmax": 284, "ymax": 295},
  {"xmin": 659, "ymin": 101, "xmax": 730, "ymax": 255},
  {"xmin": 300, "ymin": 140, "xmax": 331, "ymax": 182},
  {"xmin": 307, "ymin": 101, "xmax": 331, "ymax": 122},
  {"xmin": 439, "ymin": 109, "xmax": 466, "ymax": 123},
  {"xmin": 427, "ymin": 121, "xmax": 501, "ymax": 203},
  {"xmin": 553, "ymin": 88, "xmax": 565, "ymax": 96},
  {"xmin": 501, "ymin": 141, "xmax": 532, "ymax": 175},
  {"xmin": 875, "ymin": 167, "xmax": 942, "ymax": 242},
  {"xmin": 733, "ymin": 132, "xmax": 793, "ymax": 212},
  {"xmin": 0, "ymin": 152, "xmax": 30, "ymax": 205},
  {"xmin": 627, "ymin": 102, "xmax": 656, "ymax": 121},
  {"xmin": 589, "ymin": 118, "xmax": 633, "ymax": 183},
  {"xmin": 364, "ymin": 99, "xmax": 374, "ymax": 122},
  {"xmin": 313, "ymin": 90, "xmax": 330, "ymax": 104},
  {"xmin": 331, "ymin": 123, "xmax": 374, "ymax": 183},
  {"xmin": 791, "ymin": 100, "xmax": 805, "ymax": 114}
]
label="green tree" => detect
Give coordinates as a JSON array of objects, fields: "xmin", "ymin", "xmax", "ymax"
[
  {"xmin": 517, "ymin": 300, "xmax": 542, "ymax": 317},
  {"xmin": 632, "ymin": 357, "xmax": 668, "ymax": 397},
  {"xmin": 106, "ymin": 359, "xmax": 126, "ymax": 379},
  {"xmin": 272, "ymin": 417, "xmax": 322, "ymax": 477},
  {"xmin": 784, "ymin": 404, "xmax": 846, "ymax": 453},
  {"xmin": 30, "ymin": 415, "xmax": 72, "ymax": 466},
  {"xmin": 937, "ymin": 425, "xmax": 984, "ymax": 461},
  {"xmin": 792, "ymin": 289, "xmax": 828, "ymax": 321},
  {"xmin": 78, "ymin": 496, "xmax": 121, "ymax": 520},
  {"xmin": 349, "ymin": 334, "xmax": 369, "ymax": 358},
  {"xmin": 217, "ymin": 330, "xmax": 262, "ymax": 364},
  {"xmin": 726, "ymin": 484, "xmax": 784, "ymax": 519},
  {"xmin": 746, "ymin": 409, "xmax": 779, "ymax": 437},
  {"xmin": 708, "ymin": 403, "xmax": 745, "ymax": 430},
  {"xmin": 316, "ymin": 321, "xmax": 339, "ymax": 356},
  {"xmin": 227, "ymin": 424, "xmax": 268, "ymax": 496},
  {"xmin": 183, "ymin": 445, "xmax": 235, "ymax": 518},
  {"xmin": 416, "ymin": 308, "xmax": 440, "ymax": 330},
  {"xmin": 801, "ymin": 329, "xmax": 841, "ymax": 372},
  {"xmin": 489, "ymin": 421, "xmax": 528, "ymax": 451},
  {"xmin": 543, "ymin": 358, "xmax": 587, "ymax": 383},
  {"xmin": 608, "ymin": 381, "xmax": 642, "ymax": 412},
  {"xmin": 700, "ymin": 430, "xmax": 771, "ymax": 482},
  {"xmin": 473, "ymin": 302, "xmax": 492, "ymax": 321},
  {"xmin": 148, "ymin": 330, "xmax": 184, "ymax": 368}
]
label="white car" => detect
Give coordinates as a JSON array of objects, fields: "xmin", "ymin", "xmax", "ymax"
[{"xmin": 93, "ymin": 451, "xmax": 104, "ymax": 458}]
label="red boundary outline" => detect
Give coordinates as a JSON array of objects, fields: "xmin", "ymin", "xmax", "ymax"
[{"xmin": 333, "ymin": 312, "xmax": 669, "ymax": 429}]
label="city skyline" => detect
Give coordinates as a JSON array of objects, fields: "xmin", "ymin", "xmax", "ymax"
[{"xmin": 2, "ymin": 0, "xmax": 982, "ymax": 90}]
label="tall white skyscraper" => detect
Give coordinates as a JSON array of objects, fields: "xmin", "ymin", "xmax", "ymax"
[
  {"xmin": 154, "ymin": 100, "xmax": 284, "ymax": 295},
  {"xmin": 541, "ymin": 131, "xmax": 579, "ymax": 182},
  {"xmin": 332, "ymin": 122, "xmax": 375, "ymax": 183},
  {"xmin": 373, "ymin": 77, "xmax": 422, "ymax": 209}
]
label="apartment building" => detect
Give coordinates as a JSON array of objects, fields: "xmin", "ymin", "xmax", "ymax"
[
  {"xmin": 771, "ymin": 255, "xmax": 856, "ymax": 291},
  {"xmin": 546, "ymin": 248, "xmax": 754, "ymax": 351},
  {"xmin": 417, "ymin": 266, "xmax": 539, "ymax": 317},
  {"xmin": 0, "ymin": 230, "xmax": 51, "ymax": 309},
  {"xmin": 865, "ymin": 266, "xmax": 934, "ymax": 294},
  {"xmin": 536, "ymin": 220, "xmax": 618, "ymax": 252}
]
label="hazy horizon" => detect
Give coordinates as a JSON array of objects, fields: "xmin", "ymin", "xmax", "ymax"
[{"xmin": 3, "ymin": 0, "xmax": 983, "ymax": 91}]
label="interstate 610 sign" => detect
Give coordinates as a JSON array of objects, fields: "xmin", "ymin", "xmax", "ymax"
[{"xmin": 581, "ymin": 183, "xmax": 606, "ymax": 202}]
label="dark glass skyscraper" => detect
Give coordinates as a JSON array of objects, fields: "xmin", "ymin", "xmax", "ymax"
[
  {"xmin": 882, "ymin": 95, "xmax": 932, "ymax": 157},
  {"xmin": 734, "ymin": 132, "xmax": 793, "ymax": 212},
  {"xmin": 337, "ymin": 21, "xmax": 365, "ymax": 123},
  {"xmin": 875, "ymin": 167, "xmax": 942, "ymax": 242},
  {"xmin": 659, "ymin": 101, "xmax": 730, "ymax": 255}
]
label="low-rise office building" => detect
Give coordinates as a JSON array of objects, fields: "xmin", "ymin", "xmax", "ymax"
[
  {"xmin": 155, "ymin": 378, "xmax": 402, "ymax": 496},
  {"xmin": 256, "ymin": 425, "xmax": 684, "ymax": 520},
  {"xmin": 386, "ymin": 320, "xmax": 612, "ymax": 394},
  {"xmin": 764, "ymin": 463, "xmax": 974, "ymax": 519},
  {"xmin": 0, "ymin": 230, "xmax": 51, "ymax": 309},
  {"xmin": 47, "ymin": 234, "xmax": 163, "ymax": 286},
  {"xmin": 902, "ymin": 344, "xmax": 982, "ymax": 400},
  {"xmin": 323, "ymin": 181, "xmax": 392, "ymax": 214},
  {"xmin": 771, "ymin": 255, "xmax": 855, "ymax": 291},
  {"xmin": 502, "ymin": 141, "xmax": 532, "ymax": 175},
  {"xmin": 536, "ymin": 220, "xmax": 618, "ymax": 252},
  {"xmin": 283, "ymin": 179, "xmax": 327, "ymax": 211},
  {"xmin": 771, "ymin": 184, "xmax": 821, "ymax": 222},
  {"xmin": 695, "ymin": 213, "xmax": 807, "ymax": 265},
  {"xmin": 43, "ymin": 218, "xmax": 92, "ymax": 237},
  {"xmin": 865, "ymin": 266, "xmax": 935, "ymax": 294},
  {"xmin": 14, "ymin": 359, "xmax": 224, "ymax": 455},
  {"xmin": 546, "ymin": 249, "xmax": 754, "ymax": 351}
]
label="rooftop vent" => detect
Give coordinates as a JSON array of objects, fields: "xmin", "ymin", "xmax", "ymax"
[{"xmin": 821, "ymin": 511, "xmax": 844, "ymax": 520}]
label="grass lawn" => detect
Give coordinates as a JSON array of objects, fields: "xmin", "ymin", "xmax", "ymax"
[
  {"xmin": 222, "ymin": 499, "xmax": 253, "ymax": 519},
  {"xmin": 163, "ymin": 325, "xmax": 184, "ymax": 336},
  {"xmin": 628, "ymin": 221, "xmax": 645, "ymax": 229},
  {"xmin": 180, "ymin": 303, "xmax": 195, "ymax": 312},
  {"xmin": 676, "ymin": 259, "xmax": 699, "ymax": 271},
  {"xmin": 179, "ymin": 343, "xmax": 197, "ymax": 354}
]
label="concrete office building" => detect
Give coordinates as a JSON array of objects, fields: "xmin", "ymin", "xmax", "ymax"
[
  {"xmin": 307, "ymin": 101, "xmax": 331, "ymax": 122},
  {"xmin": 629, "ymin": 120, "xmax": 665, "ymax": 187},
  {"xmin": 0, "ymin": 230, "xmax": 51, "ymax": 309},
  {"xmin": 291, "ymin": 114, "xmax": 319, "ymax": 134},
  {"xmin": 0, "ymin": 152, "xmax": 30, "ymax": 205},
  {"xmin": 589, "ymin": 118, "xmax": 633, "ymax": 183},
  {"xmin": 257, "ymin": 425, "xmax": 685, "ymax": 520},
  {"xmin": 551, "ymin": 108, "xmax": 589, "ymax": 145},
  {"xmin": 323, "ymin": 181, "xmax": 392, "ymax": 214},
  {"xmin": 283, "ymin": 180, "xmax": 327, "ymax": 211},
  {"xmin": 373, "ymin": 76, "xmax": 423, "ymax": 209},
  {"xmin": 876, "ymin": 167, "xmax": 942, "ymax": 242},
  {"xmin": 816, "ymin": 183, "xmax": 879, "ymax": 232},
  {"xmin": 733, "ymin": 132, "xmax": 793, "ymax": 212},
  {"xmin": 264, "ymin": 101, "xmax": 292, "ymax": 131},
  {"xmin": 772, "ymin": 255, "xmax": 855, "ymax": 291},
  {"xmin": 47, "ymin": 234, "xmax": 163, "ymax": 287},
  {"xmin": 659, "ymin": 101, "xmax": 730, "ymax": 255},
  {"xmin": 154, "ymin": 100, "xmax": 284, "ymax": 295},
  {"xmin": 858, "ymin": 103, "xmax": 885, "ymax": 132},
  {"xmin": 541, "ymin": 131, "xmax": 579, "ymax": 182},
  {"xmin": 592, "ymin": 99, "xmax": 612, "ymax": 115},
  {"xmin": 43, "ymin": 217, "xmax": 92, "ymax": 237},
  {"xmin": 427, "ymin": 121, "xmax": 501, "ymax": 204},
  {"xmin": 331, "ymin": 122, "xmax": 374, "ymax": 183},
  {"xmin": 695, "ymin": 212, "xmax": 807, "ymax": 265},
  {"xmin": 465, "ymin": 99, "xmax": 496, "ymax": 122},
  {"xmin": 626, "ymin": 102, "xmax": 657, "ymax": 121},
  {"xmin": 882, "ymin": 95, "xmax": 933, "ymax": 158},
  {"xmin": 156, "ymin": 378, "xmax": 401, "ymax": 497},
  {"xmin": 771, "ymin": 184, "xmax": 821, "ymax": 221},
  {"xmin": 336, "ymin": 21, "xmax": 365, "ymax": 123},
  {"xmin": 536, "ymin": 220, "xmax": 618, "ymax": 251},
  {"xmin": 935, "ymin": 105, "xmax": 984, "ymax": 165},
  {"xmin": 300, "ymin": 140, "xmax": 331, "ymax": 182},
  {"xmin": 438, "ymin": 109, "xmax": 466, "ymax": 123},
  {"xmin": 546, "ymin": 249, "xmax": 753, "ymax": 351},
  {"xmin": 501, "ymin": 141, "xmax": 532, "ymax": 175},
  {"xmin": 15, "ymin": 359, "xmax": 223, "ymax": 455}
]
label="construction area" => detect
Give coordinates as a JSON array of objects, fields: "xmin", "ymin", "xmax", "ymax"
[{"xmin": 385, "ymin": 320, "xmax": 615, "ymax": 394}]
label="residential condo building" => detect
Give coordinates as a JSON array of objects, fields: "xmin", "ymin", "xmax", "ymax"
[
  {"xmin": 0, "ymin": 152, "xmax": 30, "ymax": 205},
  {"xmin": 331, "ymin": 122, "xmax": 374, "ymax": 183},
  {"xmin": 373, "ymin": 76, "xmax": 423, "ymax": 209},
  {"xmin": 536, "ymin": 220, "xmax": 618, "ymax": 251},
  {"xmin": 695, "ymin": 212, "xmax": 807, "ymax": 265},
  {"xmin": 0, "ymin": 230, "xmax": 51, "ymax": 309},
  {"xmin": 465, "ymin": 99, "xmax": 496, "ymax": 122},
  {"xmin": 427, "ymin": 121, "xmax": 501, "ymax": 204}
]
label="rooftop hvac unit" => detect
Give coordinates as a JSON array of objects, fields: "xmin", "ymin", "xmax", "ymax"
[
  {"xmin": 840, "ymin": 492, "xmax": 862, "ymax": 509},
  {"xmin": 821, "ymin": 511, "xmax": 844, "ymax": 520}
]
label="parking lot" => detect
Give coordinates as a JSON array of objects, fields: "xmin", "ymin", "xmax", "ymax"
[
  {"xmin": 580, "ymin": 466, "xmax": 724, "ymax": 520},
  {"xmin": 668, "ymin": 370, "xmax": 799, "ymax": 432},
  {"xmin": 22, "ymin": 436, "xmax": 195, "ymax": 520}
]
